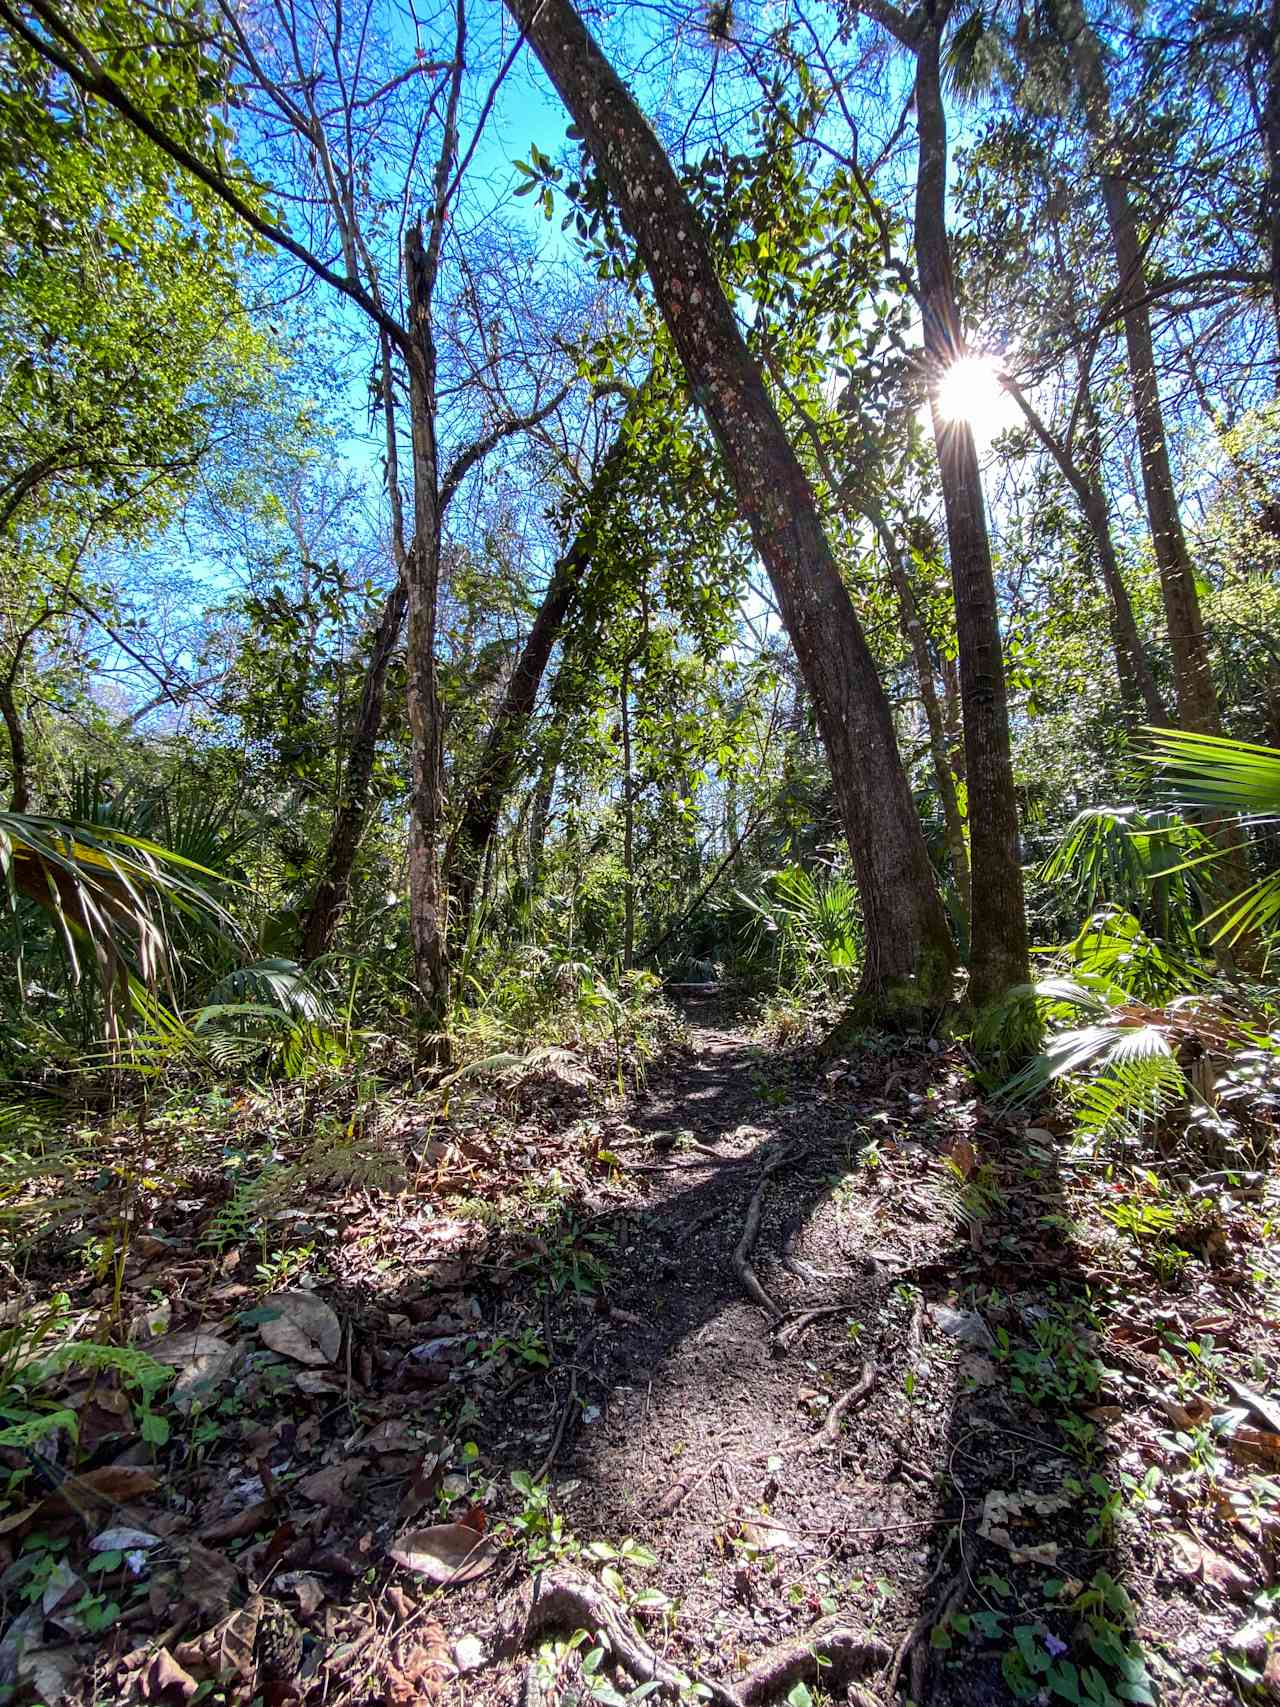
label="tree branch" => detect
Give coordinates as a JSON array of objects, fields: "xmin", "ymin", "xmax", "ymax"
[
  {"xmin": 2, "ymin": 0, "xmax": 409, "ymax": 350},
  {"xmin": 439, "ymin": 381, "xmax": 575, "ymax": 515}
]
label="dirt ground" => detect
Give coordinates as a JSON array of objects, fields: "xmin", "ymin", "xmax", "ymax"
[{"xmin": 4, "ymin": 994, "xmax": 1278, "ymax": 1707}]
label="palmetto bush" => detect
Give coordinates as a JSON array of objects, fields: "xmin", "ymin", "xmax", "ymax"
[
  {"xmin": 737, "ymin": 865, "xmax": 862, "ymax": 994},
  {"xmin": 0, "ymin": 809, "xmax": 341, "ymax": 1076},
  {"xmin": 0, "ymin": 807, "xmax": 241, "ymax": 1035},
  {"xmin": 998, "ymin": 731, "xmax": 1280, "ymax": 1156}
]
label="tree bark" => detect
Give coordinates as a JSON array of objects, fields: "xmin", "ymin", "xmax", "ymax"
[
  {"xmin": 298, "ymin": 577, "xmax": 407, "ymax": 962},
  {"xmin": 504, "ymin": 0, "xmax": 956, "ymax": 1010},
  {"xmin": 869, "ymin": 511, "xmax": 970, "ymax": 927},
  {"xmin": 913, "ymin": 30, "xmax": 1028, "ymax": 1004}
]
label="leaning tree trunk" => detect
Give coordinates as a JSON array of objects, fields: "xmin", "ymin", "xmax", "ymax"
[
  {"xmin": 504, "ymin": 0, "xmax": 956, "ymax": 1011},
  {"xmin": 914, "ymin": 32, "xmax": 1028, "ymax": 1004},
  {"xmin": 299, "ymin": 578, "xmax": 407, "ymax": 961},
  {"xmin": 1006, "ymin": 373, "xmax": 1166, "ymax": 725},
  {"xmin": 444, "ymin": 550, "xmax": 579, "ymax": 942},
  {"xmin": 444, "ymin": 412, "xmax": 636, "ymax": 943},
  {"xmin": 404, "ymin": 225, "xmax": 451, "ymax": 1060}
]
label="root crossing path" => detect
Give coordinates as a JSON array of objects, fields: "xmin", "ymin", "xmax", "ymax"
[{"xmin": 457, "ymin": 1000, "xmax": 1041, "ymax": 1706}]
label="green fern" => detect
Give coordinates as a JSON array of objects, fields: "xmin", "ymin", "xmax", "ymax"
[{"xmin": 200, "ymin": 1166, "xmax": 282, "ymax": 1252}]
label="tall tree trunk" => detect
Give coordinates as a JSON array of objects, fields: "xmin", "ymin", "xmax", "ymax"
[
  {"xmin": 444, "ymin": 410, "xmax": 636, "ymax": 942},
  {"xmin": 299, "ymin": 579, "xmax": 407, "ymax": 961},
  {"xmin": 1060, "ymin": 5, "xmax": 1221, "ymax": 733},
  {"xmin": 505, "ymin": 0, "xmax": 956, "ymax": 1011},
  {"xmin": 870, "ymin": 511, "xmax": 970, "ymax": 926},
  {"xmin": 0, "ymin": 677, "xmax": 28, "ymax": 812},
  {"xmin": 1262, "ymin": 0, "xmax": 1280, "ymax": 352},
  {"xmin": 620, "ymin": 658, "xmax": 636, "ymax": 970},
  {"xmin": 404, "ymin": 225, "xmax": 451, "ymax": 1059},
  {"xmin": 914, "ymin": 32, "xmax": 1028, "ymax": 1004}
]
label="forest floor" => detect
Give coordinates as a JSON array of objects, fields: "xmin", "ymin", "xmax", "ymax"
[{"xmin": 4, "ymin": 994, "xmax": 1279, "ymax": 1707}]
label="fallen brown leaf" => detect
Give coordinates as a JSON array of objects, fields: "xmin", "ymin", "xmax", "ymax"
[
  {"xmin": 258, "ymin": 1291, "xmax": 341, "ymax": 1366},
  {"xmin": 139, "ymin": 1647, "xmax": 200, "ymax": 1702},
  {"xmin": 201, "ymin": 1501, "xmax": 273, "ymax": 1543},
  {"xmin": 388, "ymin": 1522, "xmax": 499, "ymax": 1585}
]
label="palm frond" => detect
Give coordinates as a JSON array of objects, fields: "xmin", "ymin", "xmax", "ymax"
[
  {"xmin": 1139, "ymin": 727, "xmax": 1280, "ymax": 948},
  {"xmin": 204, "ymin": 959, "xmax": 332, "ymax": 1021},
  {"xmin": 0, "ymin": 811, "xmax": 242, "ymax": 1025}
]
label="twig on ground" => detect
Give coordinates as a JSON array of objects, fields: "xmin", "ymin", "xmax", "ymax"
[
  {"xmin": 652, "ymin": 1457, "xmax": 720, "ymax": 1516},
  {"xmin": 533, "ymin": 1326, "xmax": 600, "ymax": 1482}
]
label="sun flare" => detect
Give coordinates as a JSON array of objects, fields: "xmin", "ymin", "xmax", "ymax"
[{"xmin": 933, "ymin": 353, "xmax": 1018, "ymax": 443}]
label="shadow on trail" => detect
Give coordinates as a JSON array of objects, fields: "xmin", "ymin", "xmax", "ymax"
[{"xmin": 337, "ymin": 993, "xmax": 1142, "ymax": 1705}]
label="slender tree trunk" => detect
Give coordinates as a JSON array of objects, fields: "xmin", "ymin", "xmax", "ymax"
[
  {"xmin": 914, "ymin": 32, "xmax": 1028, "ymax": 1004},
  {"xmin": 527, "ymin": 707, "xmax": 564, "ymax": 896},
  {"xmin": 1102, "ymin": 177, "xmax": 1218, "ymax": 731},
  {"xmin": 299, "ymin": 579, "xmax": 407, "ymax": 961},
  {"xmin": 0, "ymin": 677, "xmax": 28, "ymax": 812},
  {"xmin": 870, "ymin": 512, "xmax": 970, "ymax": 926},
  {"xmin": 505, "ymin": 0, "xmax": 956, "ymax": 1010},
  {"xmin": 404, "ymin": 225, "xmax": 451, "ymax": 1059},
  {"xmin": 1077, "ymin": 399, "xmax": 1167, "ymax": 724},
  {"xmin": 620, "ymin": 658, "xmax": 635, "ymax": 970},
  {"xmin": 941, "ymin": 654, "xmax": 965, "ymax": 785},
  {"xmin": 1060, "ymin": 5, "xmax": 1221, "ymax": 732}
]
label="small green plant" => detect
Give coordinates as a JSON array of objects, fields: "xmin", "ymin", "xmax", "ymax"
[
  {"xmin": 487, "ymin": 1324, "xmax": 550, "ymax": 1369},
  {"xmin": 509, "ymin": 1470, "xmax": 575, "ymax": 1565}
]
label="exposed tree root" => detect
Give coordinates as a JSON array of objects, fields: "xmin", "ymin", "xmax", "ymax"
[
  {"xmin": 733, "ymin": 1145, "xmax": 800, "ymax": 1319},
  {"xmin": 498, "ymin": 1568, "xmax": 889, "ymax": 1707},
  {"xmin": 738, "ymin": 1619, "xmax": 891, "ymax": 1705},
  {"xmin": 800, "ymin": 1361, "xmax": 877, "ymax": 1452},
  {"xmin": 772, "ymin": 1305, "xmax": 848, "ymax": 1353},
  {"xmin": 498, "ymin": 1568, "xmax": 740, "ymax": 1706}
]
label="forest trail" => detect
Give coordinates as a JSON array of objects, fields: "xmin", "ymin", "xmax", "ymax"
[{"xmin": 447, "ymin": 1000, "xmax": 1064, "ymax": 1707}]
